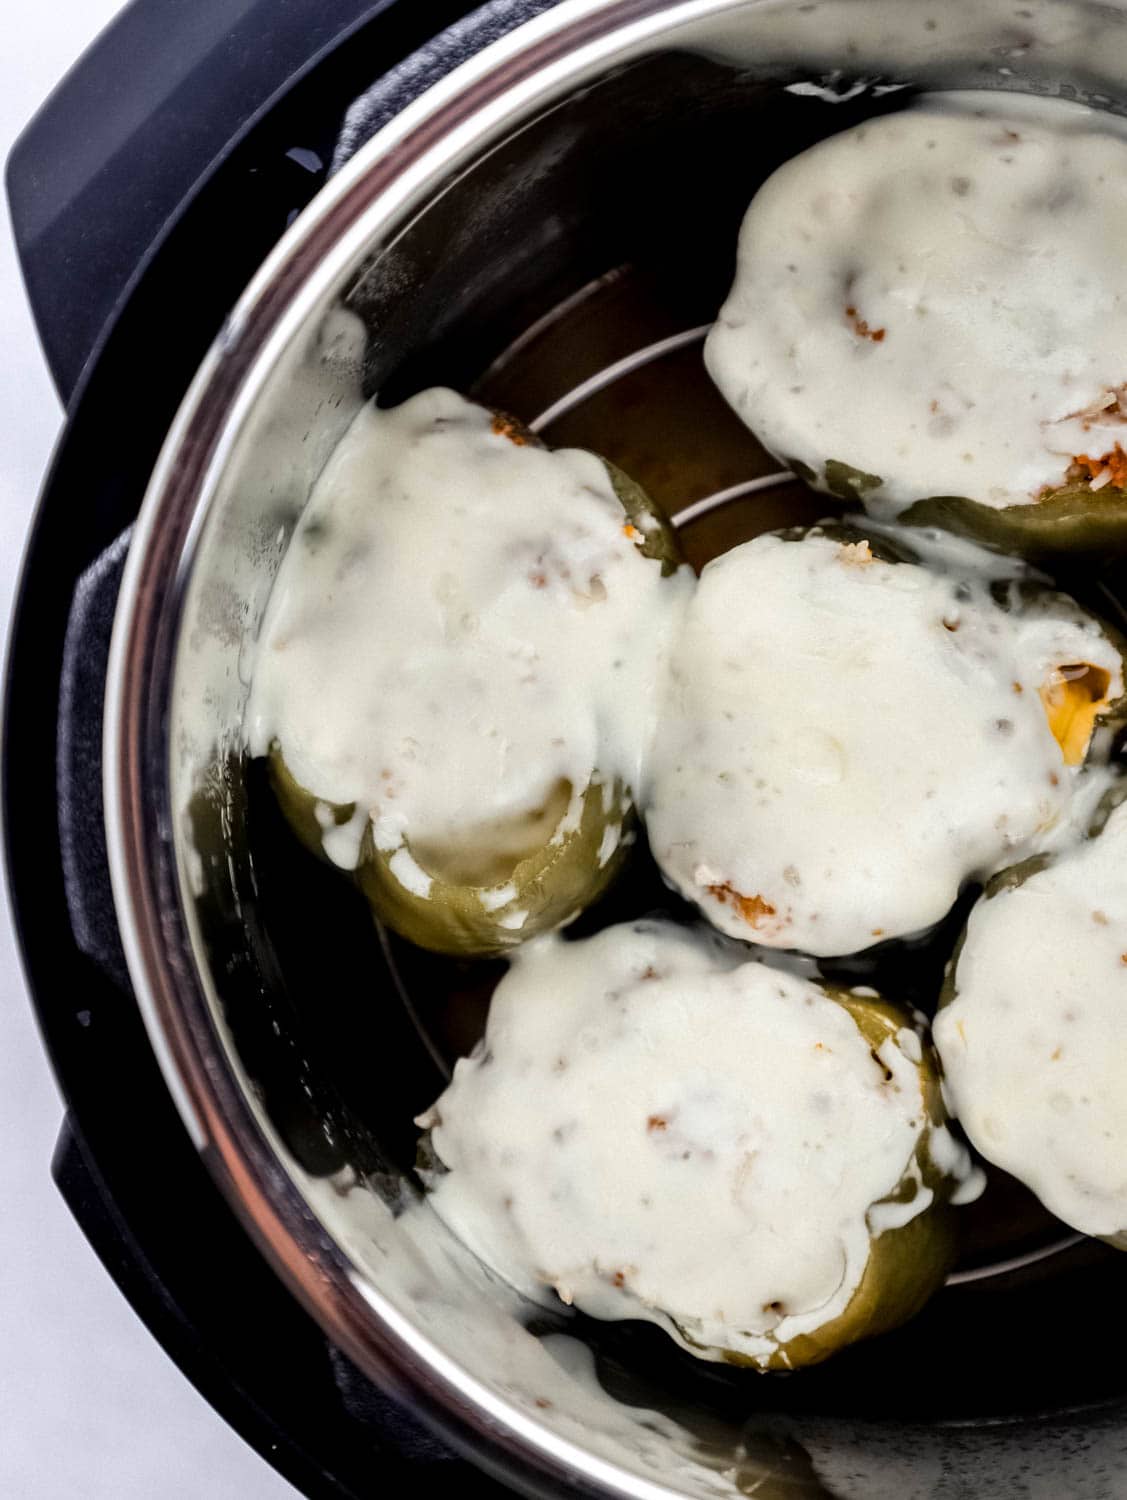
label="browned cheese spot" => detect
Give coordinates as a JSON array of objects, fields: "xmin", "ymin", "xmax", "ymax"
[
  {"xmin": 707, "ymin": 883, "xmax": 778, "ymax": 928},
  {"xmin": 491, "ymin": 412, "xmax": 532, "ymax": 445},
  {"xmin": 845, "ymin": 304, "xmax": 887, "ymax": 342}
]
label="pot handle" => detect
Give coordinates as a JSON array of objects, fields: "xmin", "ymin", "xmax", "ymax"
[
  {"xmin": 57, "ymin": 527, "xmax": 133, "ymax": 993},
  {"xmin": 6, "ymin": 0, "xmax": 562, "ymax": 411},
  {"xmin": 5, "ymin": 0, "xmax": 403, "ymax": 407},
  {"xmin": 331, "ymin": 0, "xmax": 562, "ymax": 171}
]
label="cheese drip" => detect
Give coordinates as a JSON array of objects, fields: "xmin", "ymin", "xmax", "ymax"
[
  {"xmin": 421, "ymin": 920, "xmax": 964, "ymax": 1366},
  {"xmin": 706, "ymin": 92, "xmax": 1127, "ymax": 515},
  {"xmin": 646, "ymin": 529, "xmax": 1122, "ymax": 955},
  {"xmin": 247, "ymin": 388, "xmax": 691, "ymax": 883},
  {"xmin": 936, "ymin": 798, "xmax": 1127, "ymax": 1243}
]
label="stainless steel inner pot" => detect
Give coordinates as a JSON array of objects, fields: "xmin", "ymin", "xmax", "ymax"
[{"xmin": 104, "ymin": 1, "xmax": 1127, "ymax": 1494}]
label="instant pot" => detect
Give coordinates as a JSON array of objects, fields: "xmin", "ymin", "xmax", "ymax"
[{"xmin": 8, "ymin": 2, "xmax": 1127, "ymax": 1497}]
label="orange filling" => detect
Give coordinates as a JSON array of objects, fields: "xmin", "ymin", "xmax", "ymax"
[
  {"xmin": 1039, "ymin": 663, "xmax": 1112, "ymax": 765},
  {"xmin": 491, "ymin": 412, "xmax": 532, "ymax": 446},
  {"xmin": 1067, "ymin": 445, "xmax": 1127, "ymax": 490}
]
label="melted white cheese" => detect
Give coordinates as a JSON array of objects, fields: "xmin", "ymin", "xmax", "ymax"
[
  {"xmin": 645, "ymin": 530, "xmax": 1122, "ymax": 956},
  {"xmin": 246, "ymin": 388, "xmax": 691, "ymax": 877},
  {"xmin": 420, "ymin": 919, "xmax": 946, "ymax": 1367},
  {"xmin": 935, "ymin": 798, "xmax": 1127, "ymax": 1241},
  {"xmin": 706, "ymin": 91, "xmax": 1127, "ymax": 514}
]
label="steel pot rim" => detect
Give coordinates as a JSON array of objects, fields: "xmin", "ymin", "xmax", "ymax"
[{"xmin": 102, "ymin": 2, "xmax": 754, "ymax": 1496}]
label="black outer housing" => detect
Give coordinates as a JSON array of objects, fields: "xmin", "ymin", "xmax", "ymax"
[
  {"xmin": 11, "ymin": 0, "xmax": 412, "ymax": 405},
  {"xmin": 4, "ymin": 1, "xmax": 550, "ymax": 1493},
  {"xmin": 17, "ymin": 3, "xmax": 1127, "ymax": 1495}
]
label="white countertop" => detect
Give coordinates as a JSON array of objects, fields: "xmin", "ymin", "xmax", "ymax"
[{"xmin": 0, "ymin": 8, "xmax": 296, "ymax": 1495}]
